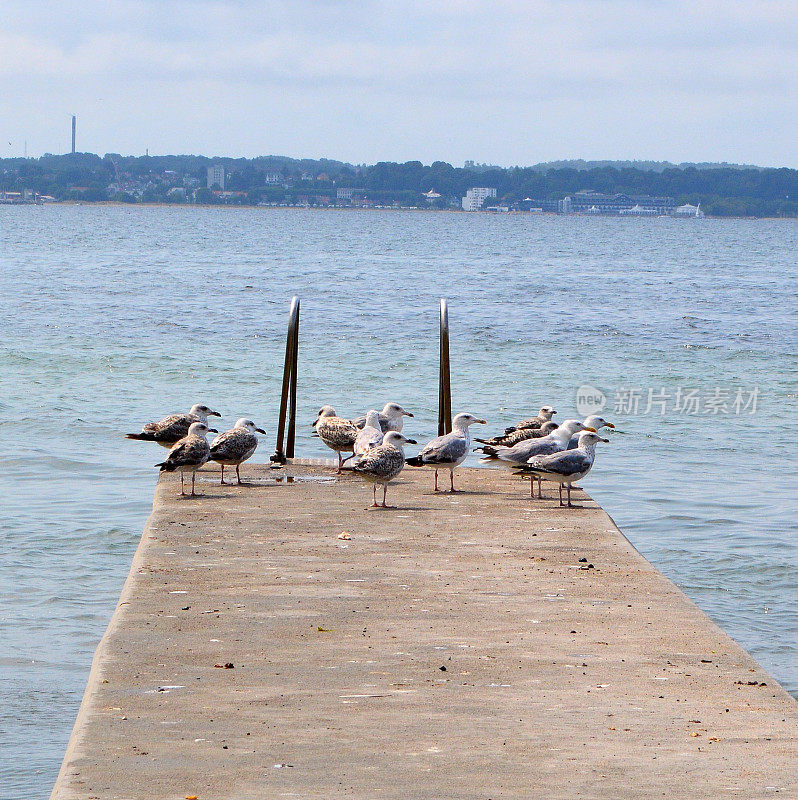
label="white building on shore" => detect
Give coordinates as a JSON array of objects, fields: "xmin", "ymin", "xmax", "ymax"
[
  {"xmin": 462, "ymin": 187, "xmax": 497, "ymax": 211},
  {"xmin": 206, "ymin": 164, "xmax": 225, "ymax": 190}
]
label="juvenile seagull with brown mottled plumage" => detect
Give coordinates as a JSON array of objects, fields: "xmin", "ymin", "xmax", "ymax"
[
  {"xmin": 353, "ymin": 431, "xmax": 417, "ymax": 508},
  {"xmin": 475, "ymin": 420, "xmax": 559, "ymax": 448},
  {"xmin": 155, "ymin": 421, "xmax": 215, "ymax": 497},
  {"xmin": 502, "ymin": 405, "xmax": 557, "ymax": 435},
  {"xmin": 313, "ymin": 405, "xmax": 359, "ymax": 473},
  {"xmin": 209, "ymin": 418, "xmax": 266, "ymax": 484},
  {"xmin": 126, "ymin": 403, "xmax": 221, "ymax": 448}
]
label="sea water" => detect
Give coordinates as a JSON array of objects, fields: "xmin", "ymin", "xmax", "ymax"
[{"xmin": 0, "ymin": 206, "xmax": 795, "ymax": 797}]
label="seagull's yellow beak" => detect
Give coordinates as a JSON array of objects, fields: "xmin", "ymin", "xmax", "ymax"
[
  {"xmin": 584, "ymin": 426, "xmax": 597, "ymax": 432},
  {"xmin": 605, "ymin": 422, "xmax": 615, "ymax": 429}
]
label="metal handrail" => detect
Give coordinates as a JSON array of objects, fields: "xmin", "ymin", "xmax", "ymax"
[
  {"xmin": 272, "ymin": 296, "xmax": 300, "ymax": 463},
  {"xmin": 438, "ymin": 298, "xmax": 452, "ymax": 435}
]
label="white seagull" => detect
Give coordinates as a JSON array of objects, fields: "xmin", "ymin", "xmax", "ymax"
[
  {"xmin": 405, "ymin": 412, "xmax": 486, "ymax": 492},
  {"xmin": 515, "ymin": 430, "xmax": 609, "ymax": 507},
  {"xmin": 351, "ymin": 402, "xmax": 414, "ymax": 433},
  {"xmin": 354, "ymin": 410, "xmax": 385, "ymax": 459}
]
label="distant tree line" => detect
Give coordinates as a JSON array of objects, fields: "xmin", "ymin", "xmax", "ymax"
[{"xmin": 1, "ymin": 152, "xmax": 795, "ymax": 216}]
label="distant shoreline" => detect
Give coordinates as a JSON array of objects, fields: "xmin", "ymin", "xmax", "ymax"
[{"xmin": 7, "ymin": 201, "xmax": 792, "ymax": 220}]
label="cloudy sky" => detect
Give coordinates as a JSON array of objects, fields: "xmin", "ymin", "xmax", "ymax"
[{"xmin": 1, "ymin": 0, "xmax": 796, "ymax": 166}]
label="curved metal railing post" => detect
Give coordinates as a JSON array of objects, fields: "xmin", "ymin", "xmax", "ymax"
[
  {"xmin": 272, "ymin": 296, "xmax": 300, "ymax": 463},
  {"xmin": 438, "ymin": 298, "xmax": 452, "ymax": 435}
]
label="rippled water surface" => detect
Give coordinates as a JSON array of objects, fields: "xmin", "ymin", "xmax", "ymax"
[{"xmin": 0, "ymin": 206, "xmax": 796, "ymax": 798}]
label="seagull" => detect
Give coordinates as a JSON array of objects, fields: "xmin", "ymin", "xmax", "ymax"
[
  {"xmin": 475, "ymin": 420, "xmax": 558, "ymax": 448},
  {"xmin": 351, "ymin": 402, "xmax": 414, "ymax": 433},
  {"xmin": 353, "ymin": 431, "xmax": 417, "ymax": 508},
  {"xmin": 566, "ymin": 416, "xmax": 615, "ymax": 448},
  {"xmin": 502, "ymin": 405, "xmax": 556, "ymax": 435},
  {"xmin": 514, "ymin": 431, "xmax": 609, "ymax": 507},
  {"xmin": 476, "ymin": 419, "xmax": 595, "ymax": 497},
  {"xmin": 126, "ymin": 404, "xmax": 222, "ymax": 448},
  {"xmin": 154, "ymin": 421, "xmax": 215, "ymax": 496},
  {"xmin": 405, "ymin": 412, "xmax": 486, "ymax": 492},
  {"xmin": 354, "ymin": 410, "xmax": 385, "ymax": 459},
  {"xmin": 313, "ymin": 406, "xmax": 359, "ymax": 473},
  {"xmin": 209, "ymin": 418, "xmax": 266, "ymax": 484}
]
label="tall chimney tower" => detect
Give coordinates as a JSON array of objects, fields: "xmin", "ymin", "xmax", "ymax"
[{"xmin": 71, "ymin": 115, "xmax": 76, "ymax": 154}]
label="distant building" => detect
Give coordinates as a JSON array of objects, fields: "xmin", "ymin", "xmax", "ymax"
[
  {"xmin": 337, "ymin": 187, "xmax": 354, "ymax": 201},
  {"xmin": 207, "ymin": 164, "xmax": 225, "ymax": 190},
  {"xmin": 558, "ymin": 190, "xmax": 675, "ymax": 215},
  {"xmin": 558, "ymin": 196, "xmax": 574, "ymax": 214},
  {"xmin": 264, "ymin": 172, "xmax": 283, "ymax": 184},
  {"xmin": 673, "ymin": 203, "xmax": 704, "ymax": 217},
  {"xmin": 423, "ymin": 188, "xmax": 442, "ymax": 202},
  {"xmin": 462, "ymin": 187, "xmax": 496, "ymax": 211}
]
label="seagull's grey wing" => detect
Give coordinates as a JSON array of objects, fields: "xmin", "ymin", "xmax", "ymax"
[
  {"xmin": 354, "ymin": 444, "xmax": 404, "ymax": 479},
  {"xmin": 513, "ymin": 417, "xmax": 543, "ymax": 431},
  {"xmin": 145, "ymin": 413, "xmax": 193, "ymax": 440},
  {"xmin": 350, "ymin": 414, "xmax": 367, "ymax": 429},
  {"xmin": 210, "ymin": 430, "xmax": 257, "ymax": 462},
  {"xmin": 166, "ymin": 435, "xmax": 209, "ymax": 467},
  {"xmin": 420, "ymin": 433, "xmax": 467, "ymax": 465},
  {"xmin": 502, "ymin": 436, "xmax": 560, "ymax": 462},
  {"xmin": 355, "ymin": 426, "xmax": 384, "ymax": 453},
  {"xmin": 525, "ymin": 449, "xmax": 592, "ymax": 476},
  {"xmin": 566, "ymin": 435, "xmax": 579, "ymax": 450}
]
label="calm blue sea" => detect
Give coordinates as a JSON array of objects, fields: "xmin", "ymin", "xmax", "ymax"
[{"xmin": 0, "ymin": 206, "xmax": 796, "ymax": 798}]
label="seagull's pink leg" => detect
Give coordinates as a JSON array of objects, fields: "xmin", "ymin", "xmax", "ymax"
[
  {"xmin": 180, "ymin": 473, "xmax": 185, "ymax": 496},
  {"xmin": 433, "ymin": 470, "xmax": 439, "ymax": 492},
  {"xmin": 236, "ymin": 464, "xmax": 242, "ymax": 484},
  {"xmin": 449, "ymin": 469, "xmax": 456, "ymax": 493},
  {"xmin": 220, "ymin": 465, "xmax": 225, "ymax": 485}
]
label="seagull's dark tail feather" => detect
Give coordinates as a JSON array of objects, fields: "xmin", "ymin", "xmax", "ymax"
[
  {"xmin": 503, "ymin": 426, "xmax": 517, "ymax": 434},
  {"xmin": 473, "ymin": 445, "xmax": 499, "ymax": 458},
  {"xmin": 126, "ymin": 432, "xmax": 156, "ymax": 441},
  {"xmin": 405, "ymin": 455, "xmax": 424, "ymax": 467},
  {"xmin": 155, "ymin": 460, "xmax": 176, "ymax": 472}
]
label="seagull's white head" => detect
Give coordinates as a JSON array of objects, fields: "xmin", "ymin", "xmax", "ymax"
[
  {"xmin": 187, "ymin": 421, "xmax": 213, "ymax": 437},
  {"xmin": 577, "ymin": 431, "xmax": 610, "ymax": 449},
  {"xmin": 560, "ymin": 419, "xmax": 596, "ymax": 437},
  {"xmin": 189, "ymin": 404, "xmax": 221, "ymax": 421},
  {"xmin": 382, "ymin": 402, "xmax": 414, "ymax": 419},
  {"xmin": 235, "ymin": 418, "xmax": 266, "ymax": 434},
  {"xmin": 583, "ymin": 416, "xmax": 615, "ymax": 431},
  {"xmin": 364, "ymin": 410, "xmax": 382, "ymax": 429},
  {"xmin": 539, "ymin": 406, "xmax": 557, "ymax": 420},
  {"xmin": 383, "ymin": 431, "xmax": 417, "ymax": 448},
  {"xmin": 452, "ymin": 412, "xmax": 487, "ymax": 431},
  {"xmin": 313, "ymin": 405, "xmax": 337, "ymax": 426}
]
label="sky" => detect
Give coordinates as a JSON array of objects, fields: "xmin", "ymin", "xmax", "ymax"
[{"xmin": 1, "ymin": 0, "xmax": 796, "ymax": 167}]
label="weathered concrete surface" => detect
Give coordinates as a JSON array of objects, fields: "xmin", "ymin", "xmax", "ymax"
[{"xmin": 53, "ymin": 463, "xmax": 796, "ymax": 800}]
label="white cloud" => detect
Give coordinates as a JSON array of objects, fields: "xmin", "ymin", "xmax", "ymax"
[{"xmin": 0, "ymin": 0, "xmax": 795, "ymax": 165}]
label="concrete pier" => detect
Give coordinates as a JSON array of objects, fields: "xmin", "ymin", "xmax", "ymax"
[{"xmin": 52, "ymin": 463, "xmax": 796, "ymax": 799}]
